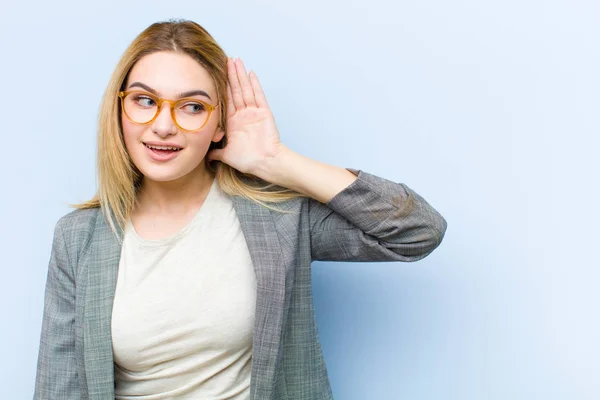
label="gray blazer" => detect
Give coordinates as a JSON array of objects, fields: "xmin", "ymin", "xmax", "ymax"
[{"xmin": 34, "ymin": 168, "xmax": 447, "ymax": 400}]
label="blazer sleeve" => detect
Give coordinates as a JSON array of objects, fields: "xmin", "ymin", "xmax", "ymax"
[
  {"xmin": 309, "ymin": 168, "xmax": 447, "ymax": 262},
  {"xmin": 34, "ymin": 217, "xmax": 80, "ymax": 399}
]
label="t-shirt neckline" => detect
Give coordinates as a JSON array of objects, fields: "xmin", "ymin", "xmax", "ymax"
[{"xmin": 126, "ymin": 177, "xmax": 218, "ymax": 247}]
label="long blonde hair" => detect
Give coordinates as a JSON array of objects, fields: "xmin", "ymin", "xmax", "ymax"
[{"xmin": 72, "ymin": 19, "xmax": 305, "ymax": 238}]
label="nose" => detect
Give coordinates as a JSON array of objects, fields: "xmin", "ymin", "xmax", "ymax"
[{"xmin": 151, "ymin": 101, "xmax": 177, "ymax": 136}]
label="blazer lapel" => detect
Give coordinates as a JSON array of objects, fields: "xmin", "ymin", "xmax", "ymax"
[
  {"xmin": 83, "ymin": 208, "xmax": 122, "ymax": 399},
  {"xmin": 82, "ymin": 195, "xmax": 285, "ymax": 400},
  {"xmin": 231, "ymin": 195, "xmax": 285, "ymax": 400}
]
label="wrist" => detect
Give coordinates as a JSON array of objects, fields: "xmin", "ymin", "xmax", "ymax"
[{"xmin": 253, "ymin": 143, "xmax": 292, "ymax": 183}]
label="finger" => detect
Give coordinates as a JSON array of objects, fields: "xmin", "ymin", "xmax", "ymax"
[
  {"xmin": 249, "ymin": 71, "xmax": 269, "ymax": 109},
  {"xmin": 234, "ymin": 58, "xmax": 257, "ymax": 107},
  {"xmin": 228, "ymin": 57, "xmax": 245, "ymax": 109},
  {"xmin": 226, "ymin": 82, "xmax": 235, "ymax": 119}
]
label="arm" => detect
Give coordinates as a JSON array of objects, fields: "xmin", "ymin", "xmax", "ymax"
[
  {"xmin": 207, "ymin": 59, "xmax": 446, "ymax": 261},
  {"xmin": 34, "ymin": 217, "xmax": 80, "ymax": 399},
  {"xmin": 308, "ymin": 168, "xmax": 447, "ymax": 262},
  {"xmin": 255, "ymin": 145, "xmax": 447, "ymax": 262},
  {"xmin": 206, "ymin": 59, "xmax": 445, "ymax": 261}
]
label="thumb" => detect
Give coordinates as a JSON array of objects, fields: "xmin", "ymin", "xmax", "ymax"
[{"xmin": 207, "ymin": 148, "xmax": 224, "ymax": 162}]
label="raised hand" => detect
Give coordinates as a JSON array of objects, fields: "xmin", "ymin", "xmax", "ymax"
[{"xmin": 206, "ymin": 57, "xmax": 285, "ymax": 175}]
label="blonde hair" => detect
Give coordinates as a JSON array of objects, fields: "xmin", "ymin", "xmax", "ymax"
[{"xmin": 71, "ymin": 18, "xmax": 305, "ymax": 239}]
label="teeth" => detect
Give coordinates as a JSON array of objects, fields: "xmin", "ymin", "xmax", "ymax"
[{"xmin": 145, "ymin": 144, "xmax": 180, "ymax": 151}]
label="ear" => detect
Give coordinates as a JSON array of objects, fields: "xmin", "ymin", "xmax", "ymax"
[{"xmin": 212, "ymin": 127, "xmax": 225, "ymax": 143}]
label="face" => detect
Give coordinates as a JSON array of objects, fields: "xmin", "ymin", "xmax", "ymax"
[{"xmin": 121, "ymin": 51, "xmax": 224, "ymax": 184}]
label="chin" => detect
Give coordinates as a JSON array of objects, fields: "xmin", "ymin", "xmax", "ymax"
[
  {"xmin": 138, "ymin": 166, "xmax": 186, "ymax": 182},
  {"xmin": 137, "ymin": 160, "xmax": 204, "ymax": 183}
]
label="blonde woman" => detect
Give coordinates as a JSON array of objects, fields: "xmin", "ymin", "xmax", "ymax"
[{"xmin": 34, "ymin": 19, "xmax": 447, "ymax": 400}]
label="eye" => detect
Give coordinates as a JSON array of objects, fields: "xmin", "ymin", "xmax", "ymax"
[
  {"xmin": 181, "ymin": 102, "xmax": 206, "ymax": 114},
  {"xmin": 133, "ymin": 95, "xmax": 156, "ymax": 107}
]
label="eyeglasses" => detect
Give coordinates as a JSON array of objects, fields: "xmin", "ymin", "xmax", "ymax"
[{"xmin": 118, "ymin": 90, "xmax": 219, "ymax": 132}]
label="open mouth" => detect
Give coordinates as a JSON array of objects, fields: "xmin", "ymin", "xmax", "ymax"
[{"xmin": 143, "ymin": 143, "xmax": 183, "ymax": 155}]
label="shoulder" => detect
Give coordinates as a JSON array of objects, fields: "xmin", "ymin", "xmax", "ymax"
[
  {"xmin": 54, "ymin": 207, "xmax": 101, "ymax": 261},
  {"xmin": 56, "ymin": 207, "xmax": 100, "ymax": 234}
]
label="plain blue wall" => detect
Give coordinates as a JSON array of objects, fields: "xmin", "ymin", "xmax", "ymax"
[{"xmin": 1, "ymin": 1, "xmax": 598, "ymax": 398}]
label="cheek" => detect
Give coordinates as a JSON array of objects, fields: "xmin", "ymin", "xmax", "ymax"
[
  {"xmin": 122, "ymin": 117, "xmax": 144, "ymax": 151},
  {"xmin": 185, "ymin": 135, "xmax": 215, "ymax": 157},
  {"xmin": 186, "ymin": 118, "xmax": 222, "ymax": 153}
]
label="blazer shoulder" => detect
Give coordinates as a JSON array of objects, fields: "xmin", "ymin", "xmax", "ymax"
[
  {"xmin": 56, "ymin": 207, "xmax": 100, "ymax": 232},
  {"xmin": 54, "ymin": 207, "xmax": 100, "ymax": 265}
]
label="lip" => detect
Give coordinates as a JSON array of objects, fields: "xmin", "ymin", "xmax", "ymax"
[
  {"xmin": 143, "ymin": 142, "xmax": 182, "ymax": 162},
  {"xmin": 143, "ymin": 141, "xmax": 184, "ymax": 149}
]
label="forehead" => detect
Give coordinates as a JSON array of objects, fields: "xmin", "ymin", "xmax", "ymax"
[{"xmin": 126, "ymin": 51, "xmax": 215, "ymax": 98}]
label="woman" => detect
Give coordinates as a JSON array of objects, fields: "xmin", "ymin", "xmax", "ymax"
[{"xmin": 34, "ymin": 19, "xmax": 447, "ymax": 400}]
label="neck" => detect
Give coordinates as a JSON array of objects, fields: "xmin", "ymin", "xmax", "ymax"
[{"xmin": 135, "ymin": 164, "xmax": 215, "ymax": 215}]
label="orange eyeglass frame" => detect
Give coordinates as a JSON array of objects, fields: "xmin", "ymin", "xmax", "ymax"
[{"xmin": 118, "ymin": 90, "xmax": 220, "ymax": 132}]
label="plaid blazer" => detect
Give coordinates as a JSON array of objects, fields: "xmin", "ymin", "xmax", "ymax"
[{"xmin": 34, "ymin": 168, "xmax": 447, "ymax": 400}]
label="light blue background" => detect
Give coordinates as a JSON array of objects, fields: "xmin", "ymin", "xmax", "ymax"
[{"xmin": 1, "ymin": 1, "xmax": 598, "ymax": 398}]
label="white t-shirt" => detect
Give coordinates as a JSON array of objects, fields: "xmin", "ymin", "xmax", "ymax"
[{"xmin": 111, "ymin": 178, "xmax": 257, "ymax": 399}]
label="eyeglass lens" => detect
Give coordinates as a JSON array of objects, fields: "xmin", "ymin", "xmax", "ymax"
[{"xmin": 123, "ymin": 92, "xmax": 209, "ymax": 131}]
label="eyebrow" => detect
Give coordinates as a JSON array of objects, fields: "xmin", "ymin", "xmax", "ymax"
[{"xmin": 127, "ymin": 81, "xmax": 212, "ymax": 101}]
